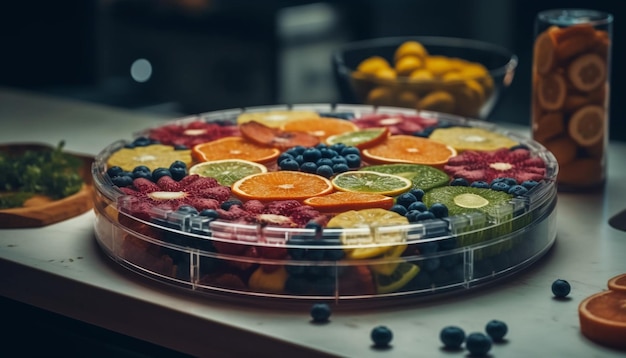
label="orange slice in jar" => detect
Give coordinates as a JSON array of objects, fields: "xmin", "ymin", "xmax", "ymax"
[
  {"xmin": 533, "ymin": 31, "xmax": 556, "ymax": 75},
  {"xmin": 567, "ymin": 53, "xmax": 607, "ymax": 92},
  {"xmin": 361, "ymin": 135, "xmax": 457, "ymax": 168},
  {"xmin": 536, "ymin": 72, "xmax": 567, "ymax": 111},
  {"xmin": 191, "ymin": 137, "xmax": 280, "ymax": 164},
  {"xmin": 231, "ymin": 171, "xmax": 334, "ymax": 202},
  {"xmin": 567, "ymin": 105, "xmax": 605, "ymax": 147}
]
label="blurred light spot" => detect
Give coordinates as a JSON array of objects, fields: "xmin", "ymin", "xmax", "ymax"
[{"xmin": 130, "ymin": 58, "xmax": 152, "ymax": 83}]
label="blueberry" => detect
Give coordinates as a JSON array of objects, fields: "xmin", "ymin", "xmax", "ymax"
[
  {"xmin": 132, "ymin": 136, "xmax": 151, "ymax": 147},
  {"xmin": 521, "ymin": 180, "xmax": 539, "ymax": 190},
  {"xmin": 508, "ymin": 184, "xmax": 529, "ymax": 196},
  {"xmin": 551, "ymin": 279, "xmax": 571, "ymax": 298},
  {"xmin": 294, "ymin": 155, "xmax": 304, "ymax": 164},
  {"xmin": 287, "ymin": 145, "xmax": 307, "ymax": 156},
  {"xmin": 340, "ymin": 146, "xmax": 360, "ymax": 156},
  {"xmin": 199, "ymin": 209, "xmax": 219, "ymax": 219},
  {"xmin": 330, "ymin": 155, "xmax": 347, "ymax": 165},
  {"xmin": 490, "ymin": 181, "xmax": 511, "ymax": 192},
  {"xmin": 277, "ymin": 152, "xmax": 295, "ymax": 164},
  {"xmin": 429, "ymin": 203, "xmax": 449, "ymax": 218},
  {"xmin": 320, "ymin": 148, "xmax": 339, "ymax": 159},
  {"xmin": 111, "ymin": 174, "xmax": 133, "ymax": 187},
  {"xmin": 370, "ymin": 325, "xmax": 393, "ymax": 347},
  {"xmin": 106, "ymin": 166, "xmax": 124, "ymax": 178},
  {"xmin": 315, "ymin": 143, "xmax": 328, "ymax": 150},
  {"xmin": 407, "ymin": 201, "xmax": 428, "ymax": 212},
  {"xmin": 492, "ymin": 177, "xmax": 517, "ymax": 186},
  {"xmin": 329, "ymin": 143, "xmax": 346, "ymax": 153},
  {"xmin": 316, "ymin": 165, "xmax": 334, "ymax": 178},
  {"xmin": 173, "ymin": 144, "xmax": 188, "ymax": 150},
  {"xmin": 310, "ymin": 303, "xmax": 332, "ymax": 323},
  {"xmin": 345, "ymin": 153, "xmax": 361, "ymax": 168},
  {"xmin": 279, "ymin": 158, "xmax": 300, "ymax": 171},
  {"xmin": 152, "ymin": 167, "xmax": 172, "ymax": 181},
  {"xmin": 316, "ymin": 158, "xmax": 334, "ymax": 168},
  {"xmin": 465, "ymin": 332, "xmax": 492, "ymax": 356},
  {"xmin": 390, "ymin": 204, "xmax": 408, "ymax": 216},
  {"xmin": 413, "ymin": 127, "xmax": 436, "ymax": 137},
  {"xmin": 221, "ymin": 200, "xmax": 243, "ymax": 210},
  {"xmin": 300, "ymin": 162, "xmax": 318, "ymax": 174},
  {"xmin": 302, "ymin": 148, "xmax": 322, "ymax": 162},
  {"xmin": 408, "ymin": 188, "xmax": 425, "ymax": 201},
  {"xmin": 485, "ymin": 319, "xmax": 508, "ymax": 342},
  {"xmin": 415, "ymin": 211, "xmax": 436, "ymax": 221},
  {"xmin": 440, "ymin": 326, "xmax": 466, "ymax": 349},
  {"xmin": 396, "ymin": 192, "xmax": 417, "ymax": 208},
  {"xmin": 510, "ymin": 144, "xmax": 529, "ymax": 151},
  {"xmin": 450, "ymin": 178, "xmax": 469, "ymax": 186},
  {"xmin": 332, "ymin": 163, "xmax": 350, "ymax": 174},
  {"xmin": 405, "ymin": 209, "xmax": 422, "ymax": 223},
  {"xmin": 132, "ymin": 165, "xmax": 152, "ymax": 179},
  {"xmin": 169, "ymin": 160, "xmax": 188, "ymax": 181},
  {"xmin": 470, "ymin": 181, "xmax": 490, "ymax": 189}
]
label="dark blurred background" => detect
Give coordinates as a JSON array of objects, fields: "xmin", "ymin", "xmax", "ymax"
[{"xmin": 1, "ymin": 0, "xmax": 624, "ymax": 142}]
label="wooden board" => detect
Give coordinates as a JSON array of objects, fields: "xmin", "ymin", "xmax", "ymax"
[{"xmin": 0, "ymin": 143, "xmax": 94, "ymax": 228}]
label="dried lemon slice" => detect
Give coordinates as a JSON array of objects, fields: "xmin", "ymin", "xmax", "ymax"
[
  {"xmin": 429, "ymin": 127, "xmax": 518, "ymax": 152},
  {"xmin": 236, "ymin": 110, "xmax": 320, "ymax": 128},
  {"xmin": 107, "ymin": 144, "xmax": 192, "ymax": 172}
]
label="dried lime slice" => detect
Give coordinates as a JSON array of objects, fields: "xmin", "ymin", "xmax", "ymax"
[
  {"xmin": 331, "ymin": 171, "xmax": 412, "ymax": 196},
  {"xmin": 189, "ymin": 159, "xmax": 267, "ymax": 186},
  {"xmin": 364, "ymin": 163, "xmax": 449, "ymax": 191},
  {"xmin": 325, "ymin": 127, "xmax": 389, "ymax": 149}
]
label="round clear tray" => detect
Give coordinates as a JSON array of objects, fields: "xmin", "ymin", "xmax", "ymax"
[{"xmin": 92, "ymin": 104, "xmax": 558, "ymax": 305}]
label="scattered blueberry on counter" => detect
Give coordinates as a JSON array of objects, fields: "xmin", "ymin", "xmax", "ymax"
[
  {"xmin": 310, "ymin": 303, "xmax": 332, "ymax": 323},
  {"xmin": 465, "ymin": 332, "xmax": 492, "ymax": 356},
  {"xmin": 485, "ymin": 319, "xmax": 508, "ymax": 342},
  {"xmin": 440, "ymin": 325, "xmax": 466, "ymax": 349},
  {"xmin": 370, "ymin": 325, "xmax": 393, "ymax": 348},
  {"xmin": 552, "ymin": 279, "xmax": 571, "ymax": 298}
]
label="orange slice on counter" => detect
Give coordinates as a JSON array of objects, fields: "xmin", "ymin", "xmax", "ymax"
[
  {"xmin": 608, "ymin": 273, "xmax": 626, "ymax": 293},
  {"xmin": 579, "ymin": 289, "xmax": 626, "ymax": 350},
  {"xmin": 231, "ymin": 171, "xmax": 334, "ymax": 202},
  {"xmin": 362, "ymin": 135, "xmax": 456, "ymax": 168},
  {"xmin": 578, "ymin": 273, "xmax": 626, "ymax": 350},
  {"xmin": 281, "ymin": 117, "xmax": 359, "ymax": 142},
  {"xmin": 191, "ymin": 137, "xmax": 280, "ymax": 164},
  {"xmin": 303, "ymin": 191, "xmax": 394, "ymax": 213}
]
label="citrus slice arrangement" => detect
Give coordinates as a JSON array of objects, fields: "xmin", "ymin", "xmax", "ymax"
[{"xmin": 92, "ymin": 104, "xmax": 558, "ymax": 302}]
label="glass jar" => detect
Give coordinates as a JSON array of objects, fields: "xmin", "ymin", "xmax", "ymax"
[{"xmin": 531, "ymin": 9, "xmax": 612, "ymax": 192}]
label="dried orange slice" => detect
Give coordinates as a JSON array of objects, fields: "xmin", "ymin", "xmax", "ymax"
[
  {"xmin": 191, "ymin": 137, "xmax": 280, "ymax": 164},
  {"xmin": 536, "ymin": 72, "xmax": 567, "ymax": 110},
  {"xmin": 362, "ymin": 135, "xmax": 456, "ymax": 168},
  {"xmin": 239, "ymin": 121, "xmax": 320, "ymax": 151},
  {"xmin": 236, "ymin": 110, "xmax": 320, "ymax": 128},
  {"xmin": 568, "ymin": 105, "xmax": 605, "ymax": 147},
  {"xmin": 325, "ymin": 127, "xmax": 390, "ymax": 149},
  {"xmin": 231, "ymin": 171, "xmax": 333, "ymax": 202},
  {"xmin": 281, "ymin": 117, "xmax": 359, "ymax": 142},
  {"xmin": 303, "ymin": 191, "xmax": 394, "ymax": 213},
  {"xmin": 579, "ymin": 289, "xmax": 626, "ymax": 350}
]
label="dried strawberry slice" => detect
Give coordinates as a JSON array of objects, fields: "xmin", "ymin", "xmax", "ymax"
[
  {"xmin": 352, "ymin": 113, "xmax": 439, "ymax": 135},
  {"xmin": 148, "ymin": 120, "xmax": 240, "ymax": 148},
  {"xmin": 444, "ymin": 148, "xmax": 546, "ymax": 184}
]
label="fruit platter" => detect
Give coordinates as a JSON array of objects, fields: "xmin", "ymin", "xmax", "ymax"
[{"xmin": 92, "ymin": 104, "xmax": 558, "ymax": 304}]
